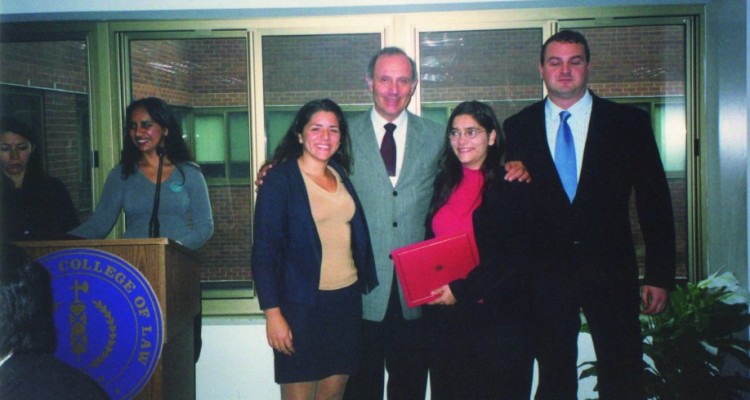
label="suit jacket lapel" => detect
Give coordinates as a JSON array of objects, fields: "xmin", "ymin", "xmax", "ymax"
[
  {"xmin": 398, "ymin": 111, "xmax": 426, "ymax": 188},
  {"xmin": 576, "ymin": 94, "xmax": 605, "ymax": 201}
]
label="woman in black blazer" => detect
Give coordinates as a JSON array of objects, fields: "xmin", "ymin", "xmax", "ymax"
[
  {"xmin": 425, "ymin": 101, "xmax": 535, "ymax": 399},
  {"xmin": 251, "ymin": 99, "xmax": 378, "ymax": 400}
]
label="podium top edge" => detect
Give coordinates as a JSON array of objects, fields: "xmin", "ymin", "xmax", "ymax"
[
  {"xmin": 17, "ymin": 238, "xmax": 169, "ymax": 246},
  {"xmin": 15, "ymin": 238, "xmax": 200, "ymax": 258}
]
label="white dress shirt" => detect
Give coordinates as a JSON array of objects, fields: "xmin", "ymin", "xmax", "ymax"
[
  {"xmin": 545, "ymin": 90, "xmax": 593, "ymax": 180},
  {"xmin": 370, "ymin": 109, "xmax": 409, "ymax": 187}
]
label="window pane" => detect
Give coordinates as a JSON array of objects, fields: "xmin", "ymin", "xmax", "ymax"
[
  {"xmin": 264, "ymin": 109, "xmax": 296, "ymax": 156},
  {"xmin": 195, "ymin": 114, "xmax": 226, "ymax": 161},
  {"xmin": 229, "ymin": 112, "xmax": 250, "ymax": 178},
  {"xmin": 0, "ymin": 40, "xmax": 92, "ymax": 219},
  {"xmin": 575, "ymin": 25, "xmax": 688, "ymax": 279},
  {"xmin": 195, "ymin": 114, "xmax": 227, "ymax": 178},
  {"xmin": 655, "ymin": 102, "xmax": 686, "ymax": 172},
  {"xmin": 262, "ymin": 33, "xmax": 381, "ymax": 158},
  {"xmin": 128, "ymin": 36, "xmax": 251, "ymax": 282},
  {"xmin": 420, "ymin": 28, "xmax": 544, "ymax": 124}
]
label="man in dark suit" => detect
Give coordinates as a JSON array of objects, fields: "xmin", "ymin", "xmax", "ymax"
[{"xmin": 504, "ymin": 30, "xmax": 676, "ymax": 400}]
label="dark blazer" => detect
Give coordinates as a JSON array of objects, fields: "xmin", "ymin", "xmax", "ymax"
[
  {"xmin": 251, "ymin": 159, "xmax": 378, "ymax": 310},
  {"xmin": 2, "ymin": 174, "xmax": 79, "ymax": 241},
  {"xmin": 504, "ymin": 92, "xmax": 676, "ymax": 290},
  {"xmin": 425, "ymin": 169, "xmax": 534, "ymax": 310}
]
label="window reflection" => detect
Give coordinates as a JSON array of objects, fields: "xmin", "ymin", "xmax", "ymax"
[
  {"xmin": 262, "ymin": 34, "xmax": 380, "ymax": 155},
  {"xmin": 129, "ymin": 37, "xmax": 251, "ymax": 281},
  {"xmin": 420, "ymin": 29, "xmax": 544, "ymax": 126},
  {"xmin": 575, "ymin": 25, "xmax": 688, "ymax": 279},
  {"xmin": 0, "ymin": 40, "xmax": 92, "ymax": 218}
]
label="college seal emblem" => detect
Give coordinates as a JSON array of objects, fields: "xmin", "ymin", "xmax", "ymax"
[{"xmin": 38, "ymin": 248, "xmax": 164, "ymax": 400}]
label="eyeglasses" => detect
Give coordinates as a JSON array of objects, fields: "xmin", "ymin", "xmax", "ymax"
[{"xmin": 448, "ymin": 128, "xmax": 485, "ymax": 140}]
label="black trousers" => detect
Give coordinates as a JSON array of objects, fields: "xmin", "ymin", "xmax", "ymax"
[
  {"xmin": 532, "ymin": 277, "xmax": 645, "ymax": 400},
  {"xmin": 425, "ymin": 303, "xmax": 533, "ymax": 400},
  {"xmin": 344, "ymin": 278, "xmax": 428, "ymax": 400}
]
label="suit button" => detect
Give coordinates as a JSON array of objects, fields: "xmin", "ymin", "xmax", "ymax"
[
  {"xmin": 393, "ymin": 222, "xmax": 398, "ymax": 227},
  {"xmin": 573, "ymin": 240, "xmax": 581, "ymax": 246},
  {"xmin": 393, "ymin": 190, "xmax": 398, "ymax": 196}
]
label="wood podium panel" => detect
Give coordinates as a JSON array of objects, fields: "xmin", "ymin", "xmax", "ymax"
[{"xmin": 18, "ymin": 238, "xmax": 200, "ymax": 400}]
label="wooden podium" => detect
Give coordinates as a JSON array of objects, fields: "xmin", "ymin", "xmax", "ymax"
[{"xmin": 18, "ymin": 238, "xmax": 200, "ymax": 400}]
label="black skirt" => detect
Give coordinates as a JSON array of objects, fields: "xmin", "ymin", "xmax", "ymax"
[{"xmin": 274, "ymin": 282, "xmax": 362, "ymax": 383}]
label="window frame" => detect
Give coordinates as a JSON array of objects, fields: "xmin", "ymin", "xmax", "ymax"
[{"xmin": 0, "ymin": 5, "xmax": 705, "ymax": 315}]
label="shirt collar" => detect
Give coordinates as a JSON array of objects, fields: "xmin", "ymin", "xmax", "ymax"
[
  {"xmin": 0, "ymin": 351, "xmax": 13, "ymax": 368},
  {"xmin": 545, "ymin": 89, "xmax": 593, "ymax": 118},
  {"xmin": 370, "ymin": 108, "xmax": 408, "ymax": 132}
]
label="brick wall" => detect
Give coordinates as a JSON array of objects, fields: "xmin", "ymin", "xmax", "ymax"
[{"xmin": 262, "ymin": 34, "xmax": 380, "ymax": 105}]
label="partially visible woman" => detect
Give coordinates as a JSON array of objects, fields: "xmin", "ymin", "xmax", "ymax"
[
  {"xmin": 70, "ymin": 97, "xmax": 213, "ymax": 250},
  {"xmin": 251, "ymin": 99, "xmax": 378, "ymax": 400},
  {"xmin": 0, "ymin": 116, "xmax": 79, "ymax": 241},
  {"xmin": 0, "ymin": 244, "xmax": 110, "ymax": 400},
  {"xmin": 425, "ymin": 101, "xmax": 535, "ymax": 399}
]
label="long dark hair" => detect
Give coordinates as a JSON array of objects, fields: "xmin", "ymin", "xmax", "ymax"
[
  {"xmin": 120, "ymin": 97, "xmax": 194, "ymax": 179},
  {"xmin": 0, "ymin": 116, "xmax": 45, "ymax": 184},
  {"xmin": 270, "ymin": 98, "xmax": 352, "ymax": 175},
  {"xmin": 427, "ymin": 100, "xmax": 505, "ymax": 221}
]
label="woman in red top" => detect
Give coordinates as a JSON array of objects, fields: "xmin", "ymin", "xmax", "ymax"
[{"xmin": 424, "ymin": 101, "xmax": 535, "ymax": 399}]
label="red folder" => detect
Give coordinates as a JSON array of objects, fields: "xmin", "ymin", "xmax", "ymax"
[{"xmin": 391, "ymin": 233, "xmax": 479, "ymax": 308}]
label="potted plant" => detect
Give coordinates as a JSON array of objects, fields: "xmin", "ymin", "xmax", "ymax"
[{"xmin": 580, "ymin": 272, "xmax": 750, "ymax": 399}]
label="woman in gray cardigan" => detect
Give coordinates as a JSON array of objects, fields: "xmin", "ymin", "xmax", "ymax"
[{"xmin": 70, "ymin": 97, "xmax": 213, "ymax": 250}]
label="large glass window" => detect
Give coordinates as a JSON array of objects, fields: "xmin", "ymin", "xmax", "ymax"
[
  {"xmin": 261, "ymin": 33, "xmax": 381, "ymax": 156},
  {"xmin": 418, "ymin": 21, "xmax": 692, "ymax": 281},
  {"xmin": 419, "ymin": 28, "xmax": 543, "ymax": 126},
  {"xmin": 567, "ymin": 23, "xmax": 691, "ymax": 280},
  {"xmin": 125, "ymin": 34, "xmax": 252, "ymax": 281},
  {"xmin": 0, "ymin": 38, "xmax": 93, "ymax": 218},
  {"xmin": 3, "ymin": 6, "xmax": 699, "ymax": 288}
]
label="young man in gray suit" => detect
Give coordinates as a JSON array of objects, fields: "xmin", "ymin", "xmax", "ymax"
[{"xmin": 504, "ymin": 30, "xmax": 676, "ymax": 399}]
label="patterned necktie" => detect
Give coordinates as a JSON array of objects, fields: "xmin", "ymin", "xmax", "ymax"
[
  {"xmin": 381, "ymin": 123, "xmax": 397, "ymax": 176},
  {"xmin": 555, "ymin": 111, "xmax": 577, "ymax": 202}
]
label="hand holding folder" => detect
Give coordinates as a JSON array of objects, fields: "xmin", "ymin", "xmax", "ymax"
[{"xmin": 390, "ymin": 233, "xmax": 479, "ymax": 308}]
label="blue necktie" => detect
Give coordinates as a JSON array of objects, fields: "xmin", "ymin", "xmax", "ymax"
[{"xmin": 555, "ymin": 111, "xmax": 577, "ymax": 202}]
